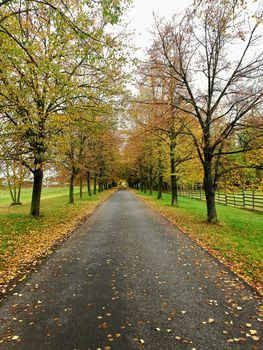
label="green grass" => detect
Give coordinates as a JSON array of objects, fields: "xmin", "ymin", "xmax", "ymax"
[
  {"xmin": 0, "ymin": 187, "xmax": 112, "ymax": 283},
  {"xmin": 136, "ymin": 191, "xmax": 263, "ymax": 291},
  {"xmin": 0, "ymin": 186, "xmax": 69, "ymax": 207}
]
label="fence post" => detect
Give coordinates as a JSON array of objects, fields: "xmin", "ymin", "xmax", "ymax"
[
  {"xmin": 252, "ymin": 190, "xmax": 255, "ymax": 211},
  {"xmin": 242, "ymin": 189, "xmax": 245, "ymax": 207},
  {"xmin": 225, "ymin": 191, "xmax": 228, "ymax": 206}
]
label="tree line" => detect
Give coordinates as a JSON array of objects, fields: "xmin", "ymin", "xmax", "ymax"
[
  {"xmin": 124, "ymin": 0, "xmax": 263, "ymax": 223},
  {"xmin": 0, "ymin": 0, "xmax": 130, "ymax": 216}
]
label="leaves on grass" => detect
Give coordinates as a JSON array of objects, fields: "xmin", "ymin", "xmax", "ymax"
[
  {"xmin": 137, "ymin": 193, "xmax": 263, "ymax": 294},
  {"xmin": 0, "ymin": 191, "xmax": 113, "ymax": 297}
]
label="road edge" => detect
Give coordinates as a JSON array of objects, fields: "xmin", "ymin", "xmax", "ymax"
[
  {"xmin": 132, "ymin": 190, "xmax": 262, "ymax": 297},
  {"xmin": 0, "ymin": 189, "xmax": 116, "ymax": 302}
]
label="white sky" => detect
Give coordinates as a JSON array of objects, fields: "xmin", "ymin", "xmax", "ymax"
[
  {"xmin": 124, "ymin": 0, "xmax": 193, "ymax": 59},
  {"xmin": 124, "ymin": 0, "xmax": 262, "ymax": 60}
]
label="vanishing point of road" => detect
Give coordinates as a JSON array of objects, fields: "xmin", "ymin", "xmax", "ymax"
[{"xmin": 0, "ymin": 190, "xmax": 262, "ymax": 350}]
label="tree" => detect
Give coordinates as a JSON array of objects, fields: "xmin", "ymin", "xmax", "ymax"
[
  {"xmin": 131, "ymin": 53, "xmax": 195, "ymax": 205},
  {"xmin": 153, "ymin": 0, "xmax": 263, "ymax": 222},
  {"xmin": 0, "ymin": 0, "xmax": 129, "ymax": 216}
]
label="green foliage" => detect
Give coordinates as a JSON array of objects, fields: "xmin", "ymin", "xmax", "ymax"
[
  {"xmin": 100, "ymin": 0, "xmax": 131, "ymax": 24},
  {"xmin": 0, "ymin": 0, "xmax": 130, "ymax": 215}
]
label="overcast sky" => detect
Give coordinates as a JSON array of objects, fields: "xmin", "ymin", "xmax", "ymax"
[
  {"xmin": 124, "ymin": 0, "xmax": 262, "ymax": 60},
  {"xmin": 124, "ymin": 0, "xmax": 193, "ymax": 58}
]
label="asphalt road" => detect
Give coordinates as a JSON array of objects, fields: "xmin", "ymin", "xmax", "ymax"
[{"xmin": 0, "ymin": 190, "xmax": 262, "ymax": 350}]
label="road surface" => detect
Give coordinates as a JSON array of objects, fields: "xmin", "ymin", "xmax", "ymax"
[{"xmin": 0, "ymin": 190, "xmax": 262, "ymax": 349}]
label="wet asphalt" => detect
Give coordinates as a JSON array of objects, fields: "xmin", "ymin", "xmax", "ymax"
[{"xmin": 0, "ymin": 189, "xmax": 262, "ymax": 350}]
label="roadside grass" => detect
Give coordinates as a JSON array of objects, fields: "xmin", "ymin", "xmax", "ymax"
[
  {"xmin": 0, "ymin": 188, "xmax": 113, "ymax": 288},
  {"xmin": 136, "ymin": 191, "xmax": 263, "ymax": 293}
]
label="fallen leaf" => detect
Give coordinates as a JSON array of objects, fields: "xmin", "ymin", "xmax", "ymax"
[{"xmin": 12, "ymin": 336, "xmax": 20, "ymax": 341}]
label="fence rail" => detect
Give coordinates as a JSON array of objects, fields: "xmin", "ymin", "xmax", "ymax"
[{"xmin": 178, "ymin": 187, "xmax": 263, "ymax": 212}]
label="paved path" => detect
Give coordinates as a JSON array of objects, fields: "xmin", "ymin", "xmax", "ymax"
[{"xmin": 0, "ymin": 190, "xmax": 262, "ymax": 350}]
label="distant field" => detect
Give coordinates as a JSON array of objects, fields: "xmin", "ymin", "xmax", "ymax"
[{"xmin": 0, "ymin": 187, "xmax": 69, "ymax": 207}]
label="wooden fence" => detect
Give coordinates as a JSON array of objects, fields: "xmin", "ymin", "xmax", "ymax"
[{"xmin": 178, "ymin": 187, "xmax": 263, "ymax": 212}]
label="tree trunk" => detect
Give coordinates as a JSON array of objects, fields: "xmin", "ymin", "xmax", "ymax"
[
  {"xmin": 93, "ymin": 176, "xmax": 97, "ymax": 195},
  {"xmin": 149, "ymin": 177, "xmax": 153, "ymax": 195},
  {"xmin": 17, "ymin": 160, "xmax": 23, "ymax": 203},
  {"xmin": 143, "ymin": 181, "xmax": 147, "ymax": 193},
  {"xmin": 79, "ymin": 176, "xmax": 83, "ymax": 199},
  {"xmin": 30, "ymin": 167, "xmax": 43, "ymax": 216},
  {"xmin": 69, "ymin": 173, "xmax": 75, "ymax": 204},
  {"xmin": 171, "ymin": 174, "xmax": 178, "ymax": 205},
  {"xmin": 17, "ymin": 185, "xmax": 21, "ymax": 203},
  {"xmin": 6, "ymin": 169, "xmax": 16, "ymax": 204},
  {"xmin": 203, "ymin": 160, "xmax": 218, "ymax": 223},
  {"xmin": 87, "ymin": 172, "xmax": 92, "ymax": 196},
  {"xmin": 149, "ymin": 167, "xmax": 153, "ymax": 195},
  {"xmin": 157, "ymin": 175, "xmax": 163, "ymax": 199},
  {"xmin": 9, "ymin": 186, "xmax": 15, "ymax": 204},
  {"xmin": 170, "ymin": 142, "xmax": 178, "ymax": 205}
]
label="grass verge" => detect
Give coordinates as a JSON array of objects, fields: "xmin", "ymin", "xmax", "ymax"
[
  {"xmin": 136, "ymin": 191, "xmax": 263, "ymax": 295},
  {"xmin": 0, "ymin": 188, "xmax": 114, "ymax": 295}
]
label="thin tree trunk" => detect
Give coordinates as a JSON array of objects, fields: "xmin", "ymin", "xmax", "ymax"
[
  {"xmin": 157, "ymin": 152, "xmax": 163, "ymax": 199},
  {"xmin": 157, "ymin": 175, "xmax": 163, "ymax": 199},
  {"xmin": 6, "ymin": 166, "xmax": 15, "ymax": 204},
  {"xmin": 69, "ymin": 173, "xmax": 75, "ymax": 204},
  {"xmin": 87, "ymin": 172, "xmax": 92, "ymax": 196},
  {"xmin": 143, "ymin": 181, "xmax": 147, "ymax": 193},
  {"xmin": 30, "ymin": 167, "xmax": 43, "ymax": 216},
  {"xmin": 170, "ymin": 142, "xmax": 178, "ymax": 206},
  {"xmin": 13, "ymin": 181, "xmax": 17, "ymax": 203},
  {"xmin": 93, "ymin": 177, "xmax": 97, "ymax": 195},
  {"xmin": 17, "ymin": 185, "xmax": 21, "ymax": 203},
  {"xmin": 79, "ymin": 176, "xmax": 83, "ymax": 199},
  {"xmin": 17, "ymin": 160, "xmax": 23, "ymax": 203},
  {"xmin": 149, "ymin": 178, "xmax": 153, "ymax": 195},
  {"xmin": 8, "ymin": 185, "xmax": 15, "ymax": 204},
  {"xmin": 148, "ymin": 167, "xmax": 153, "ymax": 195}
]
